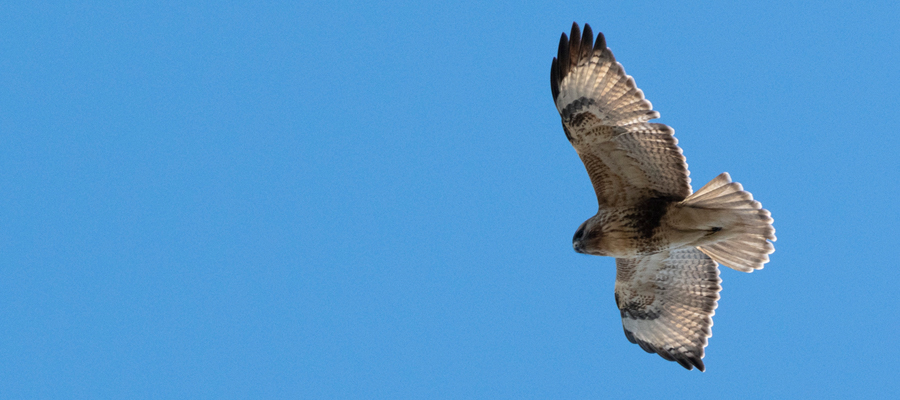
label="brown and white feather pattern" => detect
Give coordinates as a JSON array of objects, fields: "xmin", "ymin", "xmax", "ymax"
[
  {"xmin": 551, "ymin": 23, "xmax": 775, "ymax": 371},
  {"xmin": 615, "ymin": 247, "xmax": 721, "ymax": 371},
  {"xmin": 551, "ymin": 23, "xmax": 691, "ymax": 207}
]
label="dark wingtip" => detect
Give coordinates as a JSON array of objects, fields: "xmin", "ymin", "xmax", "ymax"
[
  {"xmin": 550, "ymin": 57, "xmax": 560, "ymax": 100},
  {"xmin": 568, "ymin": 23, "xmax": 581, "ymax": 69},
  {"xmin": 675, "ymin": 358, "xmax": 693, "ymax": 370},
  {"xmin": 557, "ymin": 32, "xmax": 569, "ymax": 79},
  {"xmin": 552, "ymin": 23, "xmax": 612, "ymax": 103},
  {"xmin": 624, "ymin": 327, "xmax": 708, "ymax": 372},
  {"xmin": 693, "ymin": 357, "xmax": 707, "ymax": 372},
  {"xmin": 675, "ymin": 353, "xmax": 706, "ymax": 372},
  {"xmin": 594, "ymin": 30, "xmax": 607, "ymax": 52},
  {"xmin": 568, "ymin": 23, "xmax": 589, "ymax": 74},
  {"xmin": 580, "ymin": 24, "xmax": 594, "ymax": 60}
]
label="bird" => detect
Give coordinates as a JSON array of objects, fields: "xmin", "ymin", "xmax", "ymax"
[{"xmin": 550, "ymin": 23, "xmax": 776, "ymax": 371}]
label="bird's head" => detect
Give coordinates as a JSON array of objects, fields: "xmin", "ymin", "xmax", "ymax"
[{"xmin": 572, "ymin": 217, "xmax": 606, "ymax": 256}]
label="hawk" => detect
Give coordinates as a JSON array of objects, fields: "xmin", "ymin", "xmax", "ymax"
[{"xmin": 551, "ymin": 23, "xmax": 776, "ymax": 371}]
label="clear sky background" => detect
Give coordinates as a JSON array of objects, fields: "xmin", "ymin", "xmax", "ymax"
[{"xmin": 2, "ymin": 1, "xmax": 898, "ymax": 398}]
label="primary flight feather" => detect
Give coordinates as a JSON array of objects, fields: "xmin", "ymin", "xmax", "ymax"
[{"xmin": 551, "ymin": 23, "xmax": 776, "ymax": 371}]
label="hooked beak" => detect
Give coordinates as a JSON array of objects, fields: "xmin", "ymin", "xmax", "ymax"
[{"xmin": 573, "ymin": 239, "xmax": 585, "ymax": 254}]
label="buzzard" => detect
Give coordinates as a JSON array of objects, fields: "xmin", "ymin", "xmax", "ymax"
[{"xmin": 551, "ymin": 23, "xmax": 776, "ymax": 371}]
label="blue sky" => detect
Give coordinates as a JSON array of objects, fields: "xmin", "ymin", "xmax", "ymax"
[{"xmin": 2, "ymin": 0, "xmax": 899, "ymax": 398}]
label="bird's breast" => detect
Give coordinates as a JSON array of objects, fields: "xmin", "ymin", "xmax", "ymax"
[{"xmin": 593, "ymin": 201, "xmax": 678, "ymax": 257}]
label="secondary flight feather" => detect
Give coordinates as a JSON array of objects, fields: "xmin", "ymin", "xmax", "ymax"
[{"xmin": 551, "ymin": 23, "xmax": 776, "ymax": 371}]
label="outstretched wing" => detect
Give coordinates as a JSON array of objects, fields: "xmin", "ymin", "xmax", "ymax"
[
  {"xmin": 551, "ymin": 23, "xmax": 691, "ymax": 208},
  {"xmin": 614, "ymin": 247, "xmax": 721, "ymax": 371}
]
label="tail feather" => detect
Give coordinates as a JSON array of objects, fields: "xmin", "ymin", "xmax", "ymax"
[
  {"xmin": 682, "ymin": 172, "xmax": 776, "ymax": 272},
  {"xmin": 693, "ymin": 191, "xmax": 758, "ymax": 207},
  {"xmin": 685, "ymin": 173, "xmax": 735, "ymax": 203}
]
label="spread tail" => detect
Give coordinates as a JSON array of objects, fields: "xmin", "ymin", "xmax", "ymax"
[{"xmin": 682, "ymin": 173, "xmax": 776, "ymax": 272}]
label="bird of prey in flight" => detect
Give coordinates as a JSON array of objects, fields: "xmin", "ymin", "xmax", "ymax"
[{"xmin": 550, "ymin": 22, "xmax": 776, "ymax": 371}]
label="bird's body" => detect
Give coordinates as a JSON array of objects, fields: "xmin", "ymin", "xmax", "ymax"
[
  {"xmin": 574, "ymin": 200, "xmax": 727, "ymax": 258},
  {"xmin": 551, "ymin": 23, "xmax": 776, "ymax": 371}
]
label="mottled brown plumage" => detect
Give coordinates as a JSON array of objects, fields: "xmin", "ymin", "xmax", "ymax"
[{"xmin": 551, "ymin": 23, "xmax": 776, "ymax": 371}]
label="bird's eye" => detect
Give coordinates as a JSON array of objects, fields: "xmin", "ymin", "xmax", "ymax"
[{"xmin": 573, "ymin": 223, "xmax": 587, "ymax": 242}]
